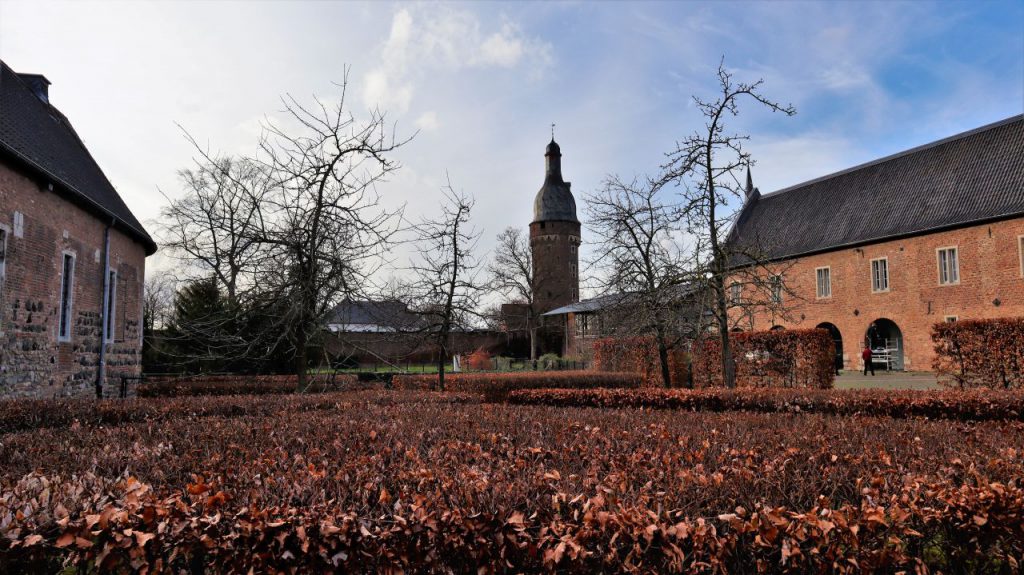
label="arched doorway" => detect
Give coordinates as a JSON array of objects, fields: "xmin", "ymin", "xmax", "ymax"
[
  {"xmin": 864, "ymin": 318, "xmax": 904, "ymax": 371},
  {"xmin": 815, "ymin": 322, "xmax": 843, "ymax": 372}
]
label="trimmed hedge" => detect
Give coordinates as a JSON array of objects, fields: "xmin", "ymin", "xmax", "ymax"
[
  {"xmin": 1, "ymin": 399, "xmax": 1022, "ymax": 572},
  {"xmin": 138, "ymin": 374, "xmax": 359, "ymax": 397},
  {"xmin": 933, "ymin": 317, "xmax": 1024, "ymax": 389},
  {"xmin": 0, "ymin": 390, "xmax": 478, "ymax": 434},
  {"xmin": 692, "ymin": 328, "xmax": 835, "ymax": 389},
  {"xmin": 506, "ymin": 387, "xmax": 1024, "ymax": 421},
  {"xmin": 591, "ymin": 337, "xmax": 688, "ymax": 387},
  {"xmin": 392, "ymin": 371, "xmax": 643, "ymax": 401}
]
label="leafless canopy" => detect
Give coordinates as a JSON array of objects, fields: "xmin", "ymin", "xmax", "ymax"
[
  {"xmin": 585, "ymin": 175, "xmax": 696, "ymax": 387},
  {"xmin": 407, "ymin": 178, "xmax": 483, "ymax": 390},
  {"xmin": 487, "ymin": 227, "xmax": 538, "ymax": 359},
  {"xmin": 661, "ymin": 59, "xmax": 796, "ymax": 388},
  {"xmin": 158, "ymin": 68, "xmax": 412, "ymax": 385}
]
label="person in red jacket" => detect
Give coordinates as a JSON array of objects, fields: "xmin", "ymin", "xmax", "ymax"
[{"xmin": 862, "ymin": 346, "xmax": 875, "ymax": 376}]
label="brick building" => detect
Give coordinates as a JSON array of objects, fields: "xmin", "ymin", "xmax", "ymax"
[
  {"xmin": 530, "ymin": 138, "xmax": 581, "ymax": 354},
  {"xmin": 0, "ymin": 61, "xmax": 156, "ymax": 397},
  {"xmin": 728, "ymin": 115, "xmax": 1024, "ymax": 372}
]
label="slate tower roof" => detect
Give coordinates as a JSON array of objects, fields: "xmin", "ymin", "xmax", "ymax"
[
  {"xmin": 532, "ymin": 138, "xmax": 579, "ymax": 223},
  {"xmin": 729, "ymin": 115, "xmax": 1024, "ymax": 263},
  {"xmin": 0, "ymin": 60, "xmax": 157, "ymax": 254}
]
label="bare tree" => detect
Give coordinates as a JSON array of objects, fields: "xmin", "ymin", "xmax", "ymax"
[
  {"xmin": 142, "ymin": 273, "xmax": 176, "ymax": 334},
  {"xmin": 586, "ymin": 175, "xmax": 695, "ymax": 387},
  {"xmin": 488, "ymin": 226, "xmax": 539, "ymax": 359},
  {"xmin": 252, "ymin": 75, "xmax": 410, "ymax": 389},
  {"xmin": 165, "ymin": 69, "xmax": 412, "ymax": 388},
  {"xmin": 661, "ymin": 60, "xmax": 796, "ymax": 388},
  {"xmin": 408, "ymin": 179, "xmax": 483, "ymax": 391},
  {"xmin": 156, "ymin": 156, "xmax": 270, "ymax": 305}
]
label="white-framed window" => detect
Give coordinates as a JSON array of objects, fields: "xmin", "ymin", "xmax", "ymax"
[
  {"xmin": 1018, "ymin": 236, "xmax": 1023, "ymax": 277},
  {"xmin": 944, "ymin": 315, "xmax": 958, "ymax": 323},
  {"xmin": 937, "ymin": 247, "xmax": 959, "ymax": 285},
  {"xmin": 729, "ymin": 282, "xmax": 742, "ymax": 305},
  {"xmin": 58, "ymin": 251, "xmax": 76, "ymax": 342},
  {"xmin": 770, "ymin": 275, "xmax": 783, "ymax": 304},
  {"xmin": 0, "ymin": 225, "xmax": 7, "ymax": 336},
  {"xmin": 870, "ymin": 257, "xmax": 889, "ymax": 293},
  {"xmin": 104, "ymin": 269, "xmax": 117, "ymax": 343},
  {"xmin": 12, "ymin": 211, "xmax": 24, "ymax": 238},
  {"xmin": 0, "ymin": 225, "xmax": 8, "ymax": 279},
  {"xmin": 815, "ymin": 267, "xmax": 831, "ymax": 299}
]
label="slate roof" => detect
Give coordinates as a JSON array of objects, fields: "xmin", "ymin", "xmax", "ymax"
[
  {"xmin": 729, "ymin": 115, "xmax": 1024, "ymax": 263},
  {"xmin": 542, "ymin": 293, "xmax": 631, "ymax": 316},
  {"xmin": 0, "ymin": 60, "xmax": 156, "ymax": 254},
  {"xmin": 326, "ymin": 300, "xmax": 425, "ymax": 332},
  {"xmin": 542, "ymin": 283, "xmax": 702, "ymax": 316},
  {"xmin": 533, "ymin": 138, "xmax": 579, "ymax": 223}
]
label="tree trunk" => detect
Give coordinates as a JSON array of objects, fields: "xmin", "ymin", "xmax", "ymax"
[
  {"xmin": 295, "ymin": 331, "xmax": 308, "ymax": 392},
  {"xmin": 657, "ymin": 337, "xmax": 672, "ymax": 388},
  {"xmin": 714, "ymin": 276, "xmax": 736, "ymax": 389},
  {"xmin": 436, "ymin": 333, "xmax": 447, "ymax": 392},
  {"xmin": 529, "ymin": 320, "xmax": 537, "ymax": 361}
]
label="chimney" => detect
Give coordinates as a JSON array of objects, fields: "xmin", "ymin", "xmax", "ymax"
[{"xmin": 17, "ymin": 73, "xmax": 51, "ymax": 104}]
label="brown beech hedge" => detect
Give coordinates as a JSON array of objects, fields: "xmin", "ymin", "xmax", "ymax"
[
  {"xmin": 692, "ymin": 328, "xmax": 835, "ymax": 389},
  {"xmin": 507, "ymin": 387, "xmax": 1024, "ymax": 421},
  {"xmin": 137, "ymin": 373, "xmax": 360, "ymax": 397},
  {"xmin": 1, "ymin": 395, "xmax": 1021, "ymax": 572},
  {"xmin": 392, "ymin": 371, "xmax": 643, "ymax": 401},
  {"xmin": 592, "ymin": 336, "xmax": 689, "ymax": 387},
  {"xmin": 0, "ymin": 390, "xmax": 478, "ymax": 435},
  {"xmin": 933, "ymin": 317, "xmax": 1024, "ymax": 390}
]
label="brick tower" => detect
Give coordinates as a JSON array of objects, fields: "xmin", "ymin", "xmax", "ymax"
[{"xmin": 530, "ymin": 138, "xmax": 581, "ymax": 354}]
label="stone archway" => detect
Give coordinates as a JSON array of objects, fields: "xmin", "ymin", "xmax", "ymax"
[
  {"xmin": 770, "ymin": 325, "xmax": 785, "ymax": 331},
  {"xmin": 816, "ymin": 322, "xmax": 844, "ymax": 372},
  {"xmin": 864, "ymin": 318, "xmax": 904, "ymax": 371}
]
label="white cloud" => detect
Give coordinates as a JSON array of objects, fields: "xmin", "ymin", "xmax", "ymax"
[
  {"xmin": 363, "ymin": 68, "xmax": 413, "ymax": 114},
  {"xmin": 477, "ymin": 24, "xmax": 525, "ymax": 67},
  {"xmin": 746, "ymin": 134, "xmax": 859, "ymax": 194},
  {"xmin": 361, "ymin": 7, "xmax": 552, "ymax": 113},
  {"xmin": 415, "ymin": 110, "xmax": 440, "ymax": 131},
  {"xmin": 818, "ymin": 64, "xmax": 873, "ymax": 91}
]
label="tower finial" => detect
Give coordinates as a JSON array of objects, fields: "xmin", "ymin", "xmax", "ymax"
[{"xmin": 551, "ymin": 122, "xmax": 555, "ymax": 141}]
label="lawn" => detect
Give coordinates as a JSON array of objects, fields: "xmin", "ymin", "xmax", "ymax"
[{"xmin": 1, "ymin": 389, "xmax": 1021, "ymax": 572}]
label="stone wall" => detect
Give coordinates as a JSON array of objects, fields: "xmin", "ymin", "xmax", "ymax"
[{"xmin": 0, "ymin": 162, "xmax": 148, "ymax": 398}]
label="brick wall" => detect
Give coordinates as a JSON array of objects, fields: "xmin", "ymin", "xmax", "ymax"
[
  {"xmin": 324, "ymin": 329, "xmax": 528, "ymax": 365},
  {"xmin": 734, "ymin": 217, "xmax": 1024, "ymax": 372},
  {"xmin": 530, "ymin": 220, "xmax": 580, "ymax": 355},
  {"xmin": 0, "ymin": 162, "xmax": 148, "ymax": 398}
]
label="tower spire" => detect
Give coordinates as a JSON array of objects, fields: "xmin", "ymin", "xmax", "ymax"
[
  {"xmin": 744, "ymin": 165, "xmax": 760, "ymax": 201},
  {"xmin": 551, "ymin": 122, "xmax": 556, "ymax": 141}
]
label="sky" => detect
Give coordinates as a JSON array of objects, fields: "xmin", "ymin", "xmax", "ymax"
[{"xmin": 1, "ymin": 0, "xmax": 1022, "ymax": 292}]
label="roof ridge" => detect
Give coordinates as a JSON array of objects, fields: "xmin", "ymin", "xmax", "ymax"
[
  {"xmin": 0, "ymin": 59, "xmax": 156, "ymax": 253},
  {"xmin": 760, "ymin": 114, "xmax": 1024, "ymax": 200}
]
